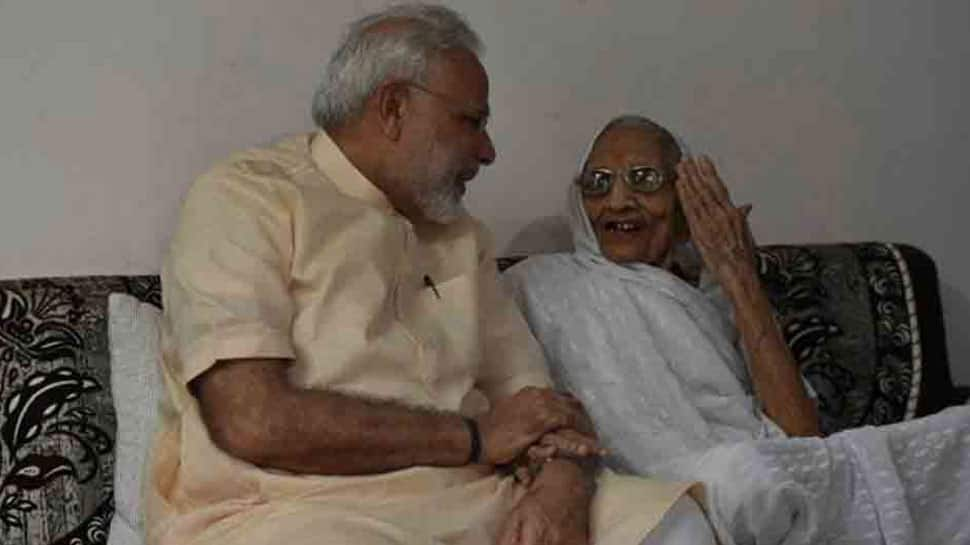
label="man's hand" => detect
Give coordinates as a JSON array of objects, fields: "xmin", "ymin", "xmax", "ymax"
[
  {"xmin": 477, "ymin": 387, "xmax": 601, "ymax": 466},
  {"xmin": 675, "ymin": 155, "xmax": 758, "ymax": 288},
  {"xmin": 498, "ymin": 464, "xmax": 592, "ymax": 545}
]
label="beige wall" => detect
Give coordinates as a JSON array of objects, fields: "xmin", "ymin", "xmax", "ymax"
[{"xmin": 1, "ymin": 0, "xmax": 968, "ymax": 384}]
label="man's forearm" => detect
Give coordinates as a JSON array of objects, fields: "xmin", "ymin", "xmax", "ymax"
[
  {"xmin": 195, "ymin": 359, "xmax": 475, "ymax": 475},
  {"xmin": 258, "ymin": 388, "xmax": 474, "ymax": 474},
  {"xmin": 723, "ymin": 271, "xmax": 820, "ymax": 437}
]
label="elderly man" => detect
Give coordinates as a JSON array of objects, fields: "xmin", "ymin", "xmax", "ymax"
[{"xmin": 146, "ymin": 5, "xmax": 710, "ymax": 545}]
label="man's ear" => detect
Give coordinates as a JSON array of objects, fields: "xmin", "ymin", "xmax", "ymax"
[{"xmin": 374, "ymin": 81, "xmax": 409, "ymax": 141}]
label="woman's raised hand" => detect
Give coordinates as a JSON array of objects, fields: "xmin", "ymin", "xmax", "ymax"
[{"xmin": 675, "ymin": 155, "xmax": 758, "ymax": 287}]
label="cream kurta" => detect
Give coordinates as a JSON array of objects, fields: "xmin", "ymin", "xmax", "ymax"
[{"xmin": 146, "ymin": 131, "xmax": 693, "ymax": 545}]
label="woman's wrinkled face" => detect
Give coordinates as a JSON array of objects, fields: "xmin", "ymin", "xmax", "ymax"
[{"xmin": 581, "ymin": 126, "xmax": 681, "ymax": 266}]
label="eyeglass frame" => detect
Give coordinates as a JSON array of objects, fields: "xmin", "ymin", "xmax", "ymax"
[
  {"xmin": 576, "ymin": 165, "xmax": 677, "ymax": 197},
  {"xmin": 403, "ymin": 81, "xmax": 491, "ymax": 133}
]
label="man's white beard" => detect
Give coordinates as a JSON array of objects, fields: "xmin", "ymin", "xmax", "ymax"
[
  {"xmin": 415, "ymin": 179, "xmax": 465, "ymax": 224},
  {"xmin": 406, "ymin": 137, "xmax": 469, "ymax": 224}
]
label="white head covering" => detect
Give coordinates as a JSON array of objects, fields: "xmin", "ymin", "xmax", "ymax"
[{"xmin": 568, "ymin": 115, "xmax": 702, "ymax": 278}]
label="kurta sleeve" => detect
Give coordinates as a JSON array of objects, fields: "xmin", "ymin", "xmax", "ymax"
[
  {"xmin": 474, "ymin": 228, "xmax": 552, "ymax": 401},
  {"xmin": 161, "ymin": 164, "xmax": 296, "ymax": 385}
]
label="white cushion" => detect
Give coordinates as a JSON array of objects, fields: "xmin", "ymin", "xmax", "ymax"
[{"xmin": 107, "ymin": 293, "xmax": 162, "ymax": 545}]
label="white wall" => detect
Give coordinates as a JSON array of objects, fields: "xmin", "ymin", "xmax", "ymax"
[{"xmin": 2, "ymin": 1, "xmax": 968, "ymax": 384}]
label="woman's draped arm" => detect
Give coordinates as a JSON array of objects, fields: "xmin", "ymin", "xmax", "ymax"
[{"xmin": 676, "ymin": 156, "xmax": 819, "ymax": 437}]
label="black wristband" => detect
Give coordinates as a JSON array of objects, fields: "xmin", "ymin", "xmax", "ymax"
[{"xmin": 463, "ymin": 417, "xmax": 482, "ymax": 465}]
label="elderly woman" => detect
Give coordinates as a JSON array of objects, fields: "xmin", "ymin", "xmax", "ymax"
[{"xmin": 505, "ymin": 115, "xmax": 970, "ymax": 545}]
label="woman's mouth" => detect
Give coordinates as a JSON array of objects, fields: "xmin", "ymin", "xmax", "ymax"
[{"xmin": 603, "ymin": 220, "xmax": 644, "ymax": 233}]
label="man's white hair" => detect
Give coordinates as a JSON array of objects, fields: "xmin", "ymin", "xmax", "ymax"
[{"xmin": 311, "ymin": 3, "xmax": 482, "ymax": 130}]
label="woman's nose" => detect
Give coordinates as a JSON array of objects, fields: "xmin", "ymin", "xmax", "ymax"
[{"xmin": 605, "ymin": 176, "xmax": 634, "ymax": 208}]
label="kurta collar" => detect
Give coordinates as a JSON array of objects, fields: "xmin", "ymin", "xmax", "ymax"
[{"xmin": 310, "ymin": 130, "xmax": 394, "ymax": 213}]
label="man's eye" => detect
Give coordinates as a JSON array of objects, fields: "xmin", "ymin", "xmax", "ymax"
[{"xmin": 464, "ymin": 115, "xmax": 487, "ymax": 131}]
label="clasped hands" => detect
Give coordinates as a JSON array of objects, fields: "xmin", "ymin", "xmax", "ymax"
[
  {"xmin": 477, "ymin": 387, "xmax": 602, "ymax": 545},
  {"xmin": 475, "ymin": 386, "xmax": 604, "ymax": 473}
]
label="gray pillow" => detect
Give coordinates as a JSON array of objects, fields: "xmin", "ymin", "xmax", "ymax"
[{"xmin": 107, "ymin": 293, "xmax": 162, "ymax": 545}]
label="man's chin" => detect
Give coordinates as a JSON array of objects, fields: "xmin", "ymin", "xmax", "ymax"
[{"xmin": 420, "ymin": 201, "xmax": 466, "ymax": 225}]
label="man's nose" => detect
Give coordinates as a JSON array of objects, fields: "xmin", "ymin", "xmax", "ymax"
[{"xmin": 478, "ymin": 131, "xmax": 496, "ymax": 166}]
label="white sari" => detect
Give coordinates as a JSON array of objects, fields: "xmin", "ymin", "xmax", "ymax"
[{"xmin": 503, "ymin": 123, "xmax": 970, "ymax": 545}]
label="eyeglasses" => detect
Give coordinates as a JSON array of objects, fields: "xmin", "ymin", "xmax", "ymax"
[
  {"xmin": 576, "ymin": 166, "xmax": 674, "ymax": 197},
  {"xmin": 405, "ymin": 82, "xmax": 490, "ymax": 132}
]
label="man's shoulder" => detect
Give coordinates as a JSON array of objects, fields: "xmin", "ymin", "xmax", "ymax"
[
  {"xmin": 206, "ymin": 133, "xmax": 317, "ymax": 184},
  {"xmin": 188, "ymin": 133, "xmax": 340, "ymax": 206}
]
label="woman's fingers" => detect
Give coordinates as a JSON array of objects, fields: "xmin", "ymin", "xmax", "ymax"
[
  {"xmin": 737, "ymin": 204, "xmax": 758, "ymax": 249},
  {"xmin": 527, "ymin": 443, "xmax": 557, "ymax": 462},
  {"xmin": 677, "ymin": 161, "xmax": 702, "ymax": 212},
  {"xmin": 692, "ymin": 156, "xmax": 736, "ymax": 215},
  {"xmin": 678, "ymin": 159, "xmax": 739, "ymax": 251},
  {"xmin": 675, "ymin": 163, "xmax": 702, "ymax": 228},
  {"xmin": 676, "ymin": 162, "xmax": 708, "ymax": 236},
  {"xmin": 678, "ymin": 156, "xmax": 759, "ymax": 278},
  {"xmin": 685, "ymin": 158, "xmax": 721, "ymax": 218},
  {"xmin": 697, "ymin": 155, "xmax": 731, "ymax": 205},
  {"xmin": 680, "ymin": 159, "xmax": 722, "ymax": 236},
  {"xmin": 679, "ymin": 158, "xmax": 735, "ymax": 236},
  {"xmin": 539, "ymin": 429, "xmax": 605, "ymax": 457}
]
